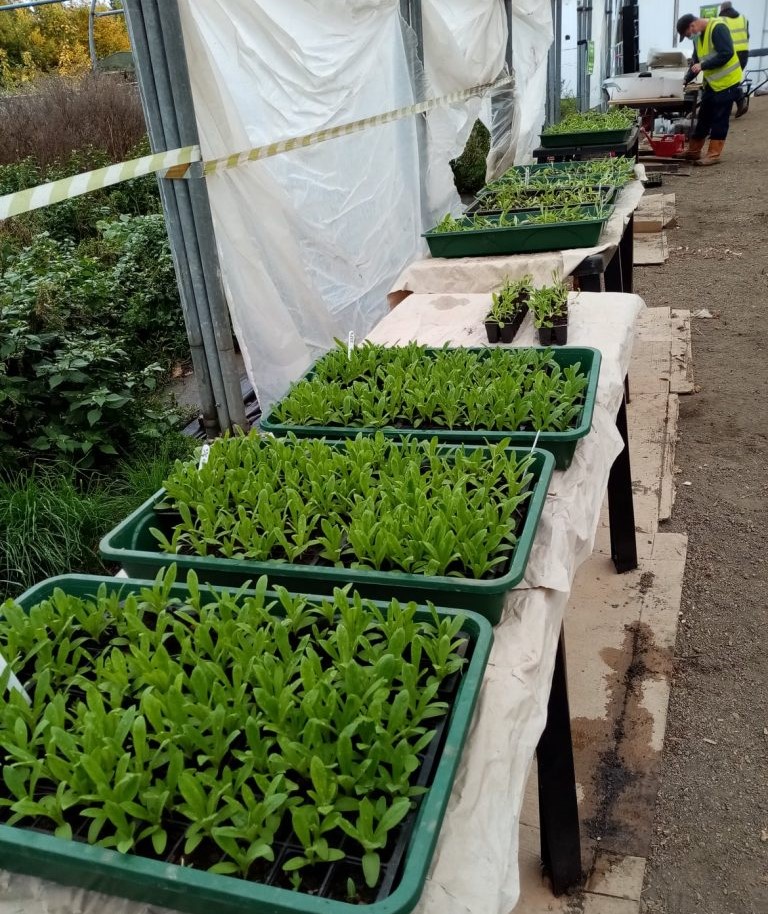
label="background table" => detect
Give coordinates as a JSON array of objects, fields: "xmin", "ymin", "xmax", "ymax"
[{"xmin": 388, "ymin": 180, "xmax": 645, "ymax": 307}]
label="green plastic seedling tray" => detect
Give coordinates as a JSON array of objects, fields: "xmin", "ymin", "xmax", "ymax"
[
  {"xmin": 0, "ymin": 574, "xmax": 493, "ymax": 914},
  {"xmin": 422, "ymin": 205, "xmax": 613, "ymax": 257},
  {"xmin": 260, "ymin": 347, "xmax": 601, "ymax": 470},
  {"xmin": 100, "ymin": 445, "xmax": 554, "ymax": 625},
  {"xmin": 467, "ymin": 186, "xmax": 618, "ymax": 217},
  {"xmin": 484, "ymin": 160, "xmax": 635, "ymax": 189},
  {"xmin": 539, "ymin": 126, "xmax": 634, "ymax": 148}
]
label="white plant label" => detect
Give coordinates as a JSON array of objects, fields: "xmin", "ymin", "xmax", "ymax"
[
  {"xmin": 347, "ymin": 331, "xmax": 355, "ymax": 359},
  {"xmin": 198, "ymin": 443, "xmax": 211, "ymax": 470},
  {"xmin": 0, "ymin": 653, "xmax": 31, "ymax": 705}
]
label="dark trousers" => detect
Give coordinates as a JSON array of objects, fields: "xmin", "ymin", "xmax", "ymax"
[{"xmin": 694, "ymin": 85, "xmax": 740, "ymax": 141}]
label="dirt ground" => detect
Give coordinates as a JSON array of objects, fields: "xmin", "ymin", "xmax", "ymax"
[{"xmin": 636, "ymin": 97, "xmax": 768, "ymax": 913}]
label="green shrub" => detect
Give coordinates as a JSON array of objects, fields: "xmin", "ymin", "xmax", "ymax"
[
  {"xmin": 0, "ymin": 305, "xmax": 169, "ymax": 464},
  {"xmin": 450, "ymin": 119, "xmax": 490, "ymax": 196},
  {"xmin": 100, "ymin": 214, "xmax": 188, "ymax": 361},
  {"xmin": 0, "ymin": 147, "xmax": 161, "ymax": 251},
  {"xmin": 0, "ymin": 214, "xmax": 187, "ymax": 464}
]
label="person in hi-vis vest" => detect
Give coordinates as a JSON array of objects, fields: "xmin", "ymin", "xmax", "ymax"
[
  {"xmin": 720, "ymin": 1, "xmax": 749, "ymax": 116},
  {"xmin": 677, "ymin": 13, "xmax": 743, "ymax": 166}
]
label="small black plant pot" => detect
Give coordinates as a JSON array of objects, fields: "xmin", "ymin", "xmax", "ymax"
[
  {"xmin": 484, "ymin": 320, "xmax": 500, "ymax": 343},
  {"xmin": 484, "ymin": 295, "xmax": 529, "ymax": 344},
  {"xmin": 538, "ymin": 316, "xmax": 568, "ymax": 346}
]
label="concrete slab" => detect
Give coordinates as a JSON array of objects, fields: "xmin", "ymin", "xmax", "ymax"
[
  {"xmin": 658, "ymin": 395, "xmax": 679, "ymax": 523},
  {"xmin": 513, "ymin": 300, "xmax": 689, "ymax": 914},
  {"xmin": 586, "ymin": 852, "xmax": 646, "ymax": 901},
  {"xmin": 669, "ymin": 310, "xmax": 694, "ymax": 394},
  {"xmin": 634, "ymin": 308, "xmax": 671, "ymax": 342},
  {"xmin": 626, "ymin": 393, "xmax": 667, "ymax": 502},
  {"xmin": 634, "ymin": 233, "xmax": 668, "ymax": 265},
  {"xmin": 582, "ymin": 894, "xmax": 639, "ymax": 914},
  {"xmin": 628, "ymin": 342, "xmax": 671, "ymax": 396}
]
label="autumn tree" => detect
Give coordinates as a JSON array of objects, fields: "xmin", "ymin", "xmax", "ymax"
[{"xmin": 0, "ymin": 1, "xmax": 130, "ymax": 86}]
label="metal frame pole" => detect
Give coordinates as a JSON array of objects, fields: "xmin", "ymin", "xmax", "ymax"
[
  {"xmin": 150, "ymin": 0, "xmax": 245, "ymax": 430},
  {"xmin": 88, "ymin": 1, "xmax": 125, "ymax": 71},
  {"xmin": 0, "ymin": 0, "xmax": 67, "ymax": 10},
  {"xmin": 489, "ymin": 0, "xmax": 515, "ymax": 164},
  {"xmin": 547, "ymin": 0, "xmax": 562, "ymax": 125},
  {"xmin": 123, "ymin": 0, "xmax": 245, "ymax": 434},
  {"xmin": 399, "ymin": 0, "xmax": 432, "ymax": 225},
  {"xmin": 88, "ymin": 0, "xmax": 98, "ymax": 70}
]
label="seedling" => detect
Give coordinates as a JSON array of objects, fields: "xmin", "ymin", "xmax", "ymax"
[
  {"xmin": 153, "ymin": 434, "xmax": 539, "ymax": 581},
  {"xmin": 0, "ymin": 570, "xmax": 470, "ymax": 894},
  {"xmin": 487, "ymin": 274, "xmax": 532, "ymax": 327},
  {"xmin": 271, "ymin": 344, "xmax": 588, "ymax": 437},
  {"xmin": 528, "ymin": 276, "xmax": 569, "ymax": 329},
  {"xmin": 542, "ymin": 106, "xmax": 636, "ymax": 135}
]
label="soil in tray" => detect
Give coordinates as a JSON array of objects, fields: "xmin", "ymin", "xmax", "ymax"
[{"xmin": 0, "ymin": 629, "xmax": 472, "ymax": 906}]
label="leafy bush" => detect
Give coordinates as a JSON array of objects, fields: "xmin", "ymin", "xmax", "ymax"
[
  {"xmin": 0, "ymin": 304, "xmax": 169, "ymax": 463},
  {"xmin": 100, "ymin": 215, "xmax": 188, "ymax": 361},
  {"xmin": 0, "ymin": 436, "xmax": 194, "ymax": 602},
  {"xmin": 0, "ymin": 148, "xmax": 161, "ymax": 253},
  {"xmin": 0, "ymin": 214, "xmax": 188, "ymax": 464},
  {"xmin": 450, "ymin": 119, "xmax": 490, "ymax": 196}
]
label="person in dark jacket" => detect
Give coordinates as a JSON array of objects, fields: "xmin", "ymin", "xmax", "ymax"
[
  {"xmin": 677, "ymin": 13, "xmax": 743, "ymax": 165},
  {"xmin": 720, "ymin": 1, "xmax": 749, "ymax": 115}
]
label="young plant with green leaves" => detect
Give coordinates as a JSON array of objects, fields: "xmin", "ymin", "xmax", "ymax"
[
  {"xmin": 542, "ymin": 106, "xmax": 636, "ymax": 135},
  {"xmin": 476, "ymin": 183, "xmax": 612, "ymax": 213},
  {"xmin": 529, "ymin": 276, "xmax": 570, "ymax": 329},
  {"xmin": 0, "ymin": 568, "xmax": 470, "ymax": 896},
  {"xmin": 153, "ymin": 434, "xmax": 538, "ymax": 580},
  {"xmin": 487, "ymin": 274, "xmax": 532, "ymax": 326},
  {"xmin": 485, "ymin": 156, "xmax": 636, "ymax": 192},
  {"xmin": 270, "ymin": 343, "xmax": 588, "ymax": 434}
]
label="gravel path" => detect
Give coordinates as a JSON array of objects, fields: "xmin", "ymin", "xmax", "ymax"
[{"xmin": 637, "ymin": 96, "xmax": 768, "ymax": 914}]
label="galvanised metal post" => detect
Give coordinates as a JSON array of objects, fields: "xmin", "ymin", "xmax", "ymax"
[
  {"xmin": 149, "ymin": 0, "xmax": 245, "ymax": 430},
  {"xmin": 399, "ymin": 0, "xmax": 431, "ymax": 223},
  {"xmin": 124, "ymin": 0, "xmax": 246, "ymax": 434},
  {"xmin": 547, "ymin": 0, "xmax": 563, "ymax": 125},
  {"xmin": 490, "ymin": 0, "xmax": 515, "ymax": 163},
  {"xmin": 88, "ymin": 0, "xmax": 125, "ymax": 71},
  {"xmin": 0, "ymin": 0, "xmax": 68, "ymax": 10},
  {"xmin": 122, "ymin": 0, "xmax": 221, "ymax": 437}
]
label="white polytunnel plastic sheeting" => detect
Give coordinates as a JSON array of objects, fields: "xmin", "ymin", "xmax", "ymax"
[{"xmin": 176, "ymin": 0, "xmax": 553, "ymax": 411}]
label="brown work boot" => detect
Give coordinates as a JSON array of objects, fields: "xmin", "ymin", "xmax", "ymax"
[
  {"xmin": 686, "ymin": 137, "xmax": 706, "ymax": 161},
  {"xmin": 696, "ymin": 138, "xmax": 725, "ymax": 166}
]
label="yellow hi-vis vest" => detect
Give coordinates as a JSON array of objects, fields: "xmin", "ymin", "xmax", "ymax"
[
  {"xmin": 724, "ymin": 14, "xmax": 749, "ymax": 53},
  {"xmin": 695, "ymin": 18, "xmax": 744, "ymax": 91}
]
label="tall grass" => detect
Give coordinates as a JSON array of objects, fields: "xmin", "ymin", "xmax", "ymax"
[
  {"xmin": 0, "ymin": 73, "xmax": 147, "ymax": 166},
  {"xmin": 0, "ymin": 436, "xmax": 194, "ymax": 603}
]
